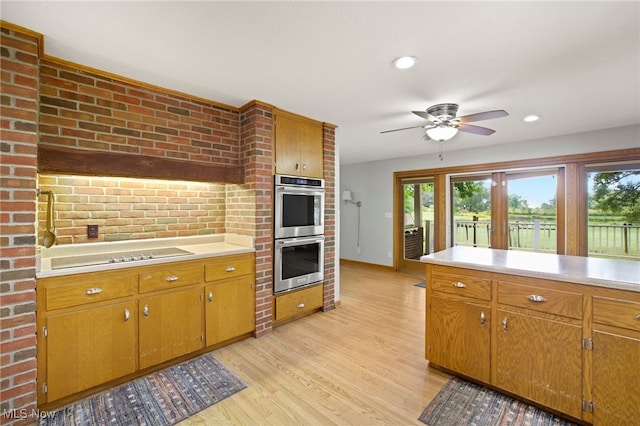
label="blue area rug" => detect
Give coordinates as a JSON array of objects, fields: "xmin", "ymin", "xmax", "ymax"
[
  {"xmin": 41, "ymin": 353, "xmax": 246, "ymax": 425},
  {"xmin": 415, "ymin": 280, "xmax": 426, "ymax": 288},
  {"xmin": 419, "ymin": 377, "xmax": 578, "ymax": 425}
]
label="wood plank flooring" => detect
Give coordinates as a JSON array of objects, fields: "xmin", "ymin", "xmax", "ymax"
[{"xmin": 180, "ymin": 261, "xmax": 451, "ymax": 425}]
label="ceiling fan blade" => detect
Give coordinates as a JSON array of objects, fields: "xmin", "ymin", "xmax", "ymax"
[
  {"xmin": 457, "ymin": 123, "xmax": 496, "ymax": 136},
  {"xmin": 380, "ymin": 124, "xmax": 427, "ymax": 134},
  {"xmin": 412, "ymin": 111, "xmax": 437, "ymax": 122},
  {"xmin": 458, "ymin": 109, "xmax": 508, "ymax": 123}
]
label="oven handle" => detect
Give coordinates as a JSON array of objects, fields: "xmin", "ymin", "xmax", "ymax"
[
  {"xmin": 276, "ymin": 186, "xmax": 325, "ymax": 196},
  {"xmin": 276, "ymin": 236, "xmax": 325, "ymax": 247}
]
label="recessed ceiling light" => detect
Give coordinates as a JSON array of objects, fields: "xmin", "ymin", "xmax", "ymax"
[
  {"xmin": 523, "ymin": 115, "xmax": 541, "ymax": 122},
  {"xmin": 392, "ymin": 56, "xmax": 417, "ymax": 69}
]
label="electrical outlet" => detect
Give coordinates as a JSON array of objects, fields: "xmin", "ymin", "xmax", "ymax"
[{"xmin": 87, "ymin": 224, "xmax": 99, "ymax": 238}]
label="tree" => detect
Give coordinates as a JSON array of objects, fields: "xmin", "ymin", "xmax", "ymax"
[
  {"xmin": 454, "ymin": 182, "xmax": 490, "ymax": 213},
  {"xmin": 591, "ymin": 171, "xmax": 640, "ymax": 222},
  {"xmin": 508, "ymin": 194, "xmax": 529, "ymax": 210}
]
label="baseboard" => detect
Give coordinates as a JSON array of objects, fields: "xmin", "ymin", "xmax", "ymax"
[{"xmin": 339, "ymin": 258, "xmax": 394, "ymax": 272}]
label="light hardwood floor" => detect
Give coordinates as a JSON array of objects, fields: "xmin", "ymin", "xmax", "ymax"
[{"xmin": 180, "ymin": 261, "xmax": 451, "ymax": 425}]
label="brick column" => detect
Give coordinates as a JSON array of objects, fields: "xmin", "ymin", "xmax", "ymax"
[
  {"xmin": 322, "ymin": 124, "xmax": 337, "ymax": 311},
  {"xmin": 239, "ymin": 101, "xmax": 274, "ymax": 337},
  {"xmin": 0, "ymin": 23, "xmax": 41, "ymax": 425}
]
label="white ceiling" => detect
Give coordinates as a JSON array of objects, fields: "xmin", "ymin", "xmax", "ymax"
[{"xmin": 3, "ymin": 1, "xmax": 639, "ymax": 165}]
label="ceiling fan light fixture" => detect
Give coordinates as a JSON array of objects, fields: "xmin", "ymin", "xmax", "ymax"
[
  {"xmin": 392, "ymin": 56, "xmax": 417, "ymax": 69},
  {"xmin": 426, "ymin": 125, "xmax": 458, "ymax": 141}
]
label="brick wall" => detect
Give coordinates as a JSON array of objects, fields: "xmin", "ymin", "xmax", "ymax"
[
  {"xmin": 0, "ymin": 24, "xmax": 40, "ymax": 426},
  {"xmin": 38, "ymin": 60, "xmax": 240, "ymax": 165},
  {"xmin": 36, "ymin": 174, "xmax": 228, "ymax": 244}
]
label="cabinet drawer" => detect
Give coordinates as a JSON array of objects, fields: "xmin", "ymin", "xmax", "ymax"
[
  {"xmin": 205, "ymin": 254, "xmax": 253, "ymax": 282},
  {"xmin": 45, "ymin": 274, "xmax": 136, "ymax": 311},
  {"xmin": 275, "ymin": 284, "xmax": 323, "ymax": 322},
  {"xmin": 430, "ymin": 270, "xmax": 491, "ymax": 301},
  {"xmin": 593, "ymin": 297, "xmax": 640, "ymax": 332},
  {"xmin": 498, "ymin": 281, "xmax": 583, "ymax": 319},
  {"xmin": 139, "ymin": 265, "xmax": 202, "ymax": 293}
]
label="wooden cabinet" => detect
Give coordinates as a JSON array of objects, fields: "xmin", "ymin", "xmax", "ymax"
[
  {"xmin": 428, "ymin": 296, "xmax": 491, "ymax": 382},
  {"xmin": 591, "ymin": 296, "xmax": 640, "ymax": 425},
  {"xmin": 425, "ymin": 262, "xmax": 640, "ymax": 425},
  {"xmin": 274, "ymin": 283, "xmax": 323, "ymax": 323},
  {"xmin": 37, "ymin": 271, "xmax": 137, "ymax": 404},
  {"xmin": 274, "ymin": 109, "xmax": 323, "ymax": 178},
  {"xmin": 37, "ymin": 251, "xmax": 255, "ymax": 407},
  {"xmin": 426, "ymin": 268, "xmax": 491, "ymax": 382},
  {"xmin": 496, "ymin": 281, "xmax": 583, "ymax": 418},
  {"xmin": 204, "ymin": 253, "xmax": 255, "ymax": 345},
  {"xmin": 45, "ymin": 300, "xmax": 137, "ymax": 402},
  {"xmin": 139, "ymin": 287, "xmax": 203, "ymax": 369}
]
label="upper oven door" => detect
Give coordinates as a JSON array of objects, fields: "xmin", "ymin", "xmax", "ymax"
[{"xmin": 275, "ymin": 185, "xmax": 325, "ymax": 239}]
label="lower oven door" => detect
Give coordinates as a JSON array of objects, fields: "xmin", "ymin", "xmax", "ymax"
[{"xmin": 274, "ymin": 236, "xmax": 324, "ymax": 294}]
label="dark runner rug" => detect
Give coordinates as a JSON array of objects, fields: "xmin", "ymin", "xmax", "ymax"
[
  {"xmin": 419, "ymin": 377, "xmax": 578, "ymax": 425},
  {"xmin": 40, "ymin": 353, "xmax": 246, "ymax": 426}
]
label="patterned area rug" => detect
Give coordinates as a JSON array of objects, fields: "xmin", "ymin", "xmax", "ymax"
[
  {"xmin": 41, "ymin": 353, "xmax": 246, "ymax": 426},
  {"xmin": 419, "ymin": 377, "xmax": 578, "ymax": 425}
]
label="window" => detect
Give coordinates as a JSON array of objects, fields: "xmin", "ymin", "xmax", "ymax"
[{"xmin": 586, "ymin": 162, "xmax": 640, "ymax": 260}]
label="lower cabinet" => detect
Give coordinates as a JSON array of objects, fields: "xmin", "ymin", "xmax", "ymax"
[
  {"xmin": 45, "ymin": 300, "xmax": 137, "ymax": 402},
  {"xmin": 495, "ymin": 309, "xmax": 583, "ymax": 418},
  {"xmin": 205, "ymin": 275, "xmax": 255, "ymax": 345},
  {"xmin": 139, "ymin": 287, "xmax": 203, "ymax": 369},
  {"xmin": 591, "ymin": 297, "xmax": 640, "ymax": 425},
  {"xmin": 37, "ymin": 252, "xmax": 256, "ymax": 407},
  {"xmin": 427, "ymin": 296, "xmax": 491, "ymax": 383},
  {"xmin": 426, "ymin": 264, "xmax": 640, "ymax": 425},
  {"xmin": 274, "ymin": 283, "xmax": 323, "ymax": 323}
]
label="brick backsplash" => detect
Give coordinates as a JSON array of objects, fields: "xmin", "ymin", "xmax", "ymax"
[{"xmin": 37, "ymin": 173, "xmax": 233, "ymax": 244}]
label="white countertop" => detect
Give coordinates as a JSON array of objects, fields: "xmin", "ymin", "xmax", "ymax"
[
  {"xmin": 420, "ymin": 247, "xmax": 640, "ymax": 293},
  {"xmin": 37, "ymin": 233, "xmax": 255, "ymax": 278}
]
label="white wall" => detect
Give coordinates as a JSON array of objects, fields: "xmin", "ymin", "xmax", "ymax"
[{"xmin": 339, "ymin": 124, "xmax": 640, "ymax": 266}]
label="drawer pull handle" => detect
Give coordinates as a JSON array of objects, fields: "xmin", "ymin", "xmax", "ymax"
[
  {"xmin": 636, "ymin": 314, "xmax": 640, "ymax": 321},
  {"xmin": 298, "ymin": 303, "xmax": 305, "ymax": 309},
  {"xmin": 165, "ymin": 275, "xmax": 179, "ymax": 282},
  {"xmin": 124, "ymin": 309, "xmax": 130, "ymax": 323},
  {"xmin": 143, "ymin": 304, "xmax": 149, "ymax": 318},
  {"xmin": 225, "ymin": 266, "xmax": 236, "ymax": 272},
  {"xmin": 527, "ymin": 294, "xmax": 547, "ymax": 303},
  {"xmin": 85, "ymin": 287, "xmax": 103, "ymax": 295},
  {"xmin": 208, "ymin": 291, "xmax": 214, "ymax": 302},
  {"xmin": 502, "ymin": 317, "xmax": 508, "ymax": 332},
  {"xmin": 452, "ymin": 281, "xmax": 466, "ymax": 288},
  {"xmin": 480, "ymin": 311, "xmax": 486, "ymax": 326}
]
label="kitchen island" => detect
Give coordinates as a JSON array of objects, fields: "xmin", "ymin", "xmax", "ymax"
[
  {"xmin": 36, "ymin": 234, "xmax": 256, "ymax": 408},
  {"xmin": 421, "ymin": 247, "xmax": 640, "ymax": 426}
]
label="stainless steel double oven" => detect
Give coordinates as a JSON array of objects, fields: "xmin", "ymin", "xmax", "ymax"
[{"xmin": 273, "ymin": 174, "xmax": 324, "ymax": 294}]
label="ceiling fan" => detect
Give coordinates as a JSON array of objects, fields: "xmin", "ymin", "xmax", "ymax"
[{"xmin": 381, "ymin": 103, "xmax": 509, "ymax": 141}]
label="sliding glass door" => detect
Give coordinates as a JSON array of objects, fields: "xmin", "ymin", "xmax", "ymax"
[{"xmin": 450, "ymin": 167, "xmax": 564, "ymax": 253}]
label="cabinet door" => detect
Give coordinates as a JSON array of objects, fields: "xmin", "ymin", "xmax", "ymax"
[
  {"xmin": 426, "ymin": 295, "xmax": 491, "ymax": 382},
  {"xmin": 496, "ymin": 309, "xmax": 582, "ymax": 419},
  {"xmin": 592, "ymin": 329, "xmax": 640, "ymax": 425},
  {"xmin": 46, "ymin": 300, "xmax": 136, "ymax": 402},
  {"xmin": 139, "ymin": 287, "xmax": 203, "ymax": 369},
  {"xmin": 205, "ymin": 276, "xmax": 255, "ymax": 345},
  {"xmin": 275, "ymin": 112, "xmax": 323, "ymax": 178}
]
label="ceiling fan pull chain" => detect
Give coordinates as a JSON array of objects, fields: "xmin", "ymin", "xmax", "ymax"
[{"xmin": 438, "ymin": 141, "xmax": 444, "ymax": 161}]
